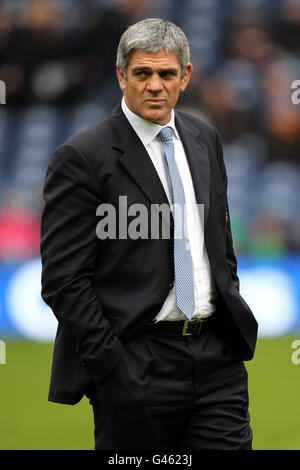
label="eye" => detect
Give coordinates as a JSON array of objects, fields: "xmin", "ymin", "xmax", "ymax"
[
  {"xmin": 160, "ymin": 70, "xmax": 177, "ymax": 79},
  {"xmin": 134, "ymin": 71, "xmax": 150, "ymax": 78}
]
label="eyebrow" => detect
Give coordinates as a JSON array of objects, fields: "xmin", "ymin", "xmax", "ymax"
[{"xmin": 131, "ymin": 66, "xmax": 179, "ymax": 74}]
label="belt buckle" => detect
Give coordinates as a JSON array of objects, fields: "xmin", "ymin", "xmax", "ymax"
[{"xmin": 181, "ymin": 319, "xmax": 202, "ymax": 336}]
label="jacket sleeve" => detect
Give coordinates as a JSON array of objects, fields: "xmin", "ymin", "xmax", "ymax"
[
  {"xmin": 214, "ymin": 130, "xmax": 240, "ymax": 291},
  {"xmin": 40, "ymin": 143, "xmax": 125, "ymax": 383}
]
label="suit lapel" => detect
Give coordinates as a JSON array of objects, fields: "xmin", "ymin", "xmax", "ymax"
[
  {"xmin": 109, "ymin": 104, "xmax": 210, "ymax": 226},
  {"xmin": 175, "ymin": 111, "xmax": 210, "ymax": 223},
  {"xmin": 110, "ymin": 104, "xmax": 173, "ymax": 228},
  {"xmin": 120, "ymin": 133, "xmax": 170, "ymax": 208}
]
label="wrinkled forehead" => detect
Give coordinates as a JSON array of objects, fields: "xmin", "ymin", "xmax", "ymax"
[{"xmin": 127, "ymin": 49, "xmax": 182, "ymax": 71}]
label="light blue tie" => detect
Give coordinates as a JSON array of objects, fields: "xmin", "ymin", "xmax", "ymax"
[{"xmin": 157, "ymin": 126, "xmax": 195, "ymax": 320}]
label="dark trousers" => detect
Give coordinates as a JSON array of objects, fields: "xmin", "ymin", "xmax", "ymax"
[{"xmin": 86, "ymin": 319, "xmax": 252, "ymax": 450}]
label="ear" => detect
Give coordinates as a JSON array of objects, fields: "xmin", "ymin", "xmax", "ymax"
[
  {"xmin": 116, "ymin": 65, "xmax": 126, "ymax": 92},
  {"xmin": 180, "ymin": 63, "xmax": 193, "ymax": 92}
]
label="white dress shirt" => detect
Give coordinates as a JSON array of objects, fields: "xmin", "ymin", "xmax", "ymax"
[{"xmin": 121, "ymin": 97, "xmax": 217, "ymax": 321}]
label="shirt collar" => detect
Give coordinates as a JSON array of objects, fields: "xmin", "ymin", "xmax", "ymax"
[{"xmin": 121, "ymin": 96, "xmax": 179, "ymax": 146}]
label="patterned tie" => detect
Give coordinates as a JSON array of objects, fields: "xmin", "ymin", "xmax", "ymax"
[{"xmin": 157, "ymin": 126, "xmax": 195, "ymax": 320}]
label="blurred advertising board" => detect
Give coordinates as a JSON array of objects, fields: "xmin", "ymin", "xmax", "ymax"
[{"xmin": 0, "ymin": 256, "xmax": 300, "ymax": 341}]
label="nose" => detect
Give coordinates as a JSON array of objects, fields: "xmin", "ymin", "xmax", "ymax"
[{"xmin": 146, "ymin": 74, "xmax": 163, "ymax": 93}]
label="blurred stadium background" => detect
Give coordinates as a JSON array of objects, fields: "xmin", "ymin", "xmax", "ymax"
[{"xmin": 0, "ymin": 0, "xmax": 300, "ymax": 450}]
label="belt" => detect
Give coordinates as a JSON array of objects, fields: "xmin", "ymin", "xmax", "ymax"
[{"xmin": 147, "ymin": 316, "xmax": 215, "ymax": 337}]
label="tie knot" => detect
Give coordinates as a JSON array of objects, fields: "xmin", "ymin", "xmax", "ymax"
[{"xmin": 157, "ymin": 126, "xmax": 173, "ymax": 143}]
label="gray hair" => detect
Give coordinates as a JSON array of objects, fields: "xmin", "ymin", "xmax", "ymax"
[{"xmin": 116, "ymin": 18, "xmax": 190, "ymax": 78}]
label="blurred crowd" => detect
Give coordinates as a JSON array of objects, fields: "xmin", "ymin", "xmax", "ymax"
[
  {"xmin": 0, "ymin": 0, "xmax": 155, "ymax": 106},
  {"xmin": 0, "ymin": 0, "xmax": 300, "ymax": 261}
]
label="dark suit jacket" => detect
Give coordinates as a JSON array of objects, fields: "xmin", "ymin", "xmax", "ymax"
[{"xmin": 40, "ymin": 103, "xmax": 258, "ymax": 405}]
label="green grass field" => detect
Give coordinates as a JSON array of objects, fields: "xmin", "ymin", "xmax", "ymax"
[{"xmin": 0, "ymin": 336, "xmax": 299, "ymax": 450}]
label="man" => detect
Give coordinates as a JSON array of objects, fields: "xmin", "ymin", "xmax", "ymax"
[{"xmin": 41, "ymin": 18, "xmax": 258, "ymax": 450}]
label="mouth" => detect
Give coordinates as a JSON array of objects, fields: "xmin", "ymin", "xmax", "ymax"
[{"xmin": 145, "ymin": 99, "xmax": 165, "ymax": 104}]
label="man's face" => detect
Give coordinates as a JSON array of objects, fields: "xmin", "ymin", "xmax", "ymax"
[{"xmin": 117, "ymin": 49, "xmax": 193, "ymax": 125}]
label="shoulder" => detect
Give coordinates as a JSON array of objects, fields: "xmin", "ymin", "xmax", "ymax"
[
  {"xmin": 175, "ymin": 108, "xmax": 224, "ymax": 158},
  {"xmin": 175, "ymin": 108, "xmax": 219, "ymax": 142},
  {"xmin": 175, "ymin": 107, "xmax": 226, "ymax": 179},
  {"xmin": 49, "ymin": 107, "xmax": 119, "ymax": 174},
  {"xmin": 62, "ymin": 114, "xmax": 112, "ymax": 158}
]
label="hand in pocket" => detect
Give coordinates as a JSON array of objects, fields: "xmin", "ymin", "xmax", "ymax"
[{"xmin": 94, "ymin": 355, "xmax": 156, "ymax": 449}]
